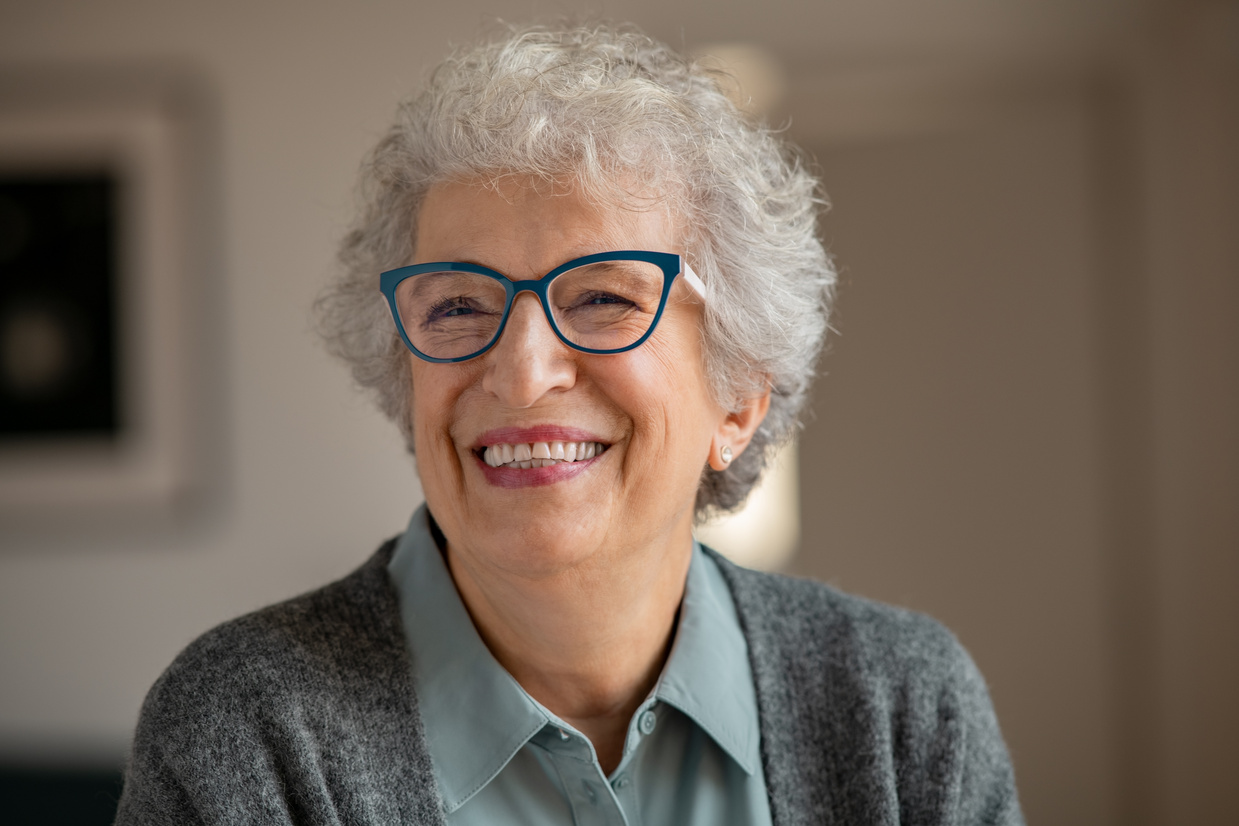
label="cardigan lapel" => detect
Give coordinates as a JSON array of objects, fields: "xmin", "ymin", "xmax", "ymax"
[
  {"xmin": 710, "ymin": 550, "xmax": 902, "ymax": 826},
  {"xmin": 331, "ymin": 541, "xmax": 451, "ymax": 826}
]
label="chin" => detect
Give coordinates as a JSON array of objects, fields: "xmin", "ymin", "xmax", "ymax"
[{"xmin": 472, "ymin": 525, "xmax": 607, "ymax": 581}]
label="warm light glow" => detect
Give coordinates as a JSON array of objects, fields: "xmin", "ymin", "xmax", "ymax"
[{"xmin": 696, "ymin": 440, "xmax": 799, "ymax": 571}]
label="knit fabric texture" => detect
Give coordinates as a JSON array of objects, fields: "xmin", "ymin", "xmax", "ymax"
[{"xmin": 115, "ymin": 541, "xmax": 1024, "ymax": 825}]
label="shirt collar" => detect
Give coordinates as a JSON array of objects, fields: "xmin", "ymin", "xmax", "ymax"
[
  {"xmin": 387, "ymin": 505, "xmax": 547, "ymax": 813},
  {"xmin": 387, "ymin": 504, "xmax": 763, "ymax": 809},
  {"xmin": 655, "ymin": 539, "xmax": 762, "ymax": 777}
]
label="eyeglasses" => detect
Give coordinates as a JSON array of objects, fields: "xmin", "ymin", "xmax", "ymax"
[{"xmin": 380, "ymin": 250, "xmax": 705, "ymax": 363}]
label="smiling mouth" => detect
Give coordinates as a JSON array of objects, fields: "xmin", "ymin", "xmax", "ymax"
[{"xmin": 479, "ymin": 440, "xmax": 609, "ymax": 469}]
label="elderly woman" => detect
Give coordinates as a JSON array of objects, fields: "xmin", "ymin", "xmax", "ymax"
[{"xmin": 117, "ymin": 23, "xmax": 1022, "ymax": 826}]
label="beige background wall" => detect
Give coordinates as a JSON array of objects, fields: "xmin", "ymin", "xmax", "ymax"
[
  {"xmin": 1, "ymin": 2, "xmax": 1235, "ymax": 824},
  {"xmin": 794, "ymin": 98, "xmax": 1114, "ymax": 826}
]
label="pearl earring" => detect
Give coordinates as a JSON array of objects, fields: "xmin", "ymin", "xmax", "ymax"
[{"xmin": 719, "ymin": 445, "xmax": 733, "ymax": 465}]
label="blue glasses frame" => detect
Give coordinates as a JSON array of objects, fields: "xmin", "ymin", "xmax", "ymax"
[{"xmin": 380, "ymin": 250, "xmax": 705, "ymax": 363}]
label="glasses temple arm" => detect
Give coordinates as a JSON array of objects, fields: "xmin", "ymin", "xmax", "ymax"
[{"xmin": 680, "ymin": 262, "xmax": 707, "ymax": 300}]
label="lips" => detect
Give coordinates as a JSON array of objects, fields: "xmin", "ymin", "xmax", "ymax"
[
  {"xmin": 481, "ymin": 440, "xmax": 607, "ymax": 468},
  {"xmin": 471, "ymin": 427, "xmax": 611, "ymax": 488}
]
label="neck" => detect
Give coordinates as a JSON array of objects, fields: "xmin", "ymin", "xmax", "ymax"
[{"xmin": 444, "ymin": 527, "xmax": 692, "ymax": 774}]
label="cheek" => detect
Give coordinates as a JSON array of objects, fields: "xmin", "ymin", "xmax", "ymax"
[
  {"xmin": 652, "ymin": 314, "xmax": 718, "ymax": 418},
  {"xmin": 407, "ymin": 362, "xmax": 433, "ymax": 443},
  {"xmin": 621, "ymin": 340, "xmax": 719, "ymax": 449},
  {"xmin": 408, "ymin": 361, "xmax": 469, "ymax": 452}
]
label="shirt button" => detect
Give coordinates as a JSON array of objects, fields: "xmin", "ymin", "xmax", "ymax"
[
  {"xmin": 557, "ymin": 728, "xmax": 570, "ymax": 741},
  {"xmin": 638, "ymin": 709, "xmax": 657, "ymax": 735},
  {"xmin": 614, "ymin": 775, "xmax": 629, "ymax": 789}
]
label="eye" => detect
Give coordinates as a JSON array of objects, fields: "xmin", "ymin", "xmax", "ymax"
[
  {"xmin": 424, "ymin": 297, "xmax": 487, "ymax": 326},
  {"xmin": 584, "ymin": 292, "xmax": 634, "ymax": 307}
]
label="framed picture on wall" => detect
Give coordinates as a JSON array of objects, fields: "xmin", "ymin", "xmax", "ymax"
[{"xmin": 0, "ymin": 67, "xmax": 215, "ymax": 533}]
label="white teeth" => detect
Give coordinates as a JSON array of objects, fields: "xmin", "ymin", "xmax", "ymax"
[{"xmin": 482, "ymin": 440, "xmax": 606, "ymax": 469}]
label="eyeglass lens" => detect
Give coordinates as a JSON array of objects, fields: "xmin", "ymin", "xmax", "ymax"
[{"xmin": 394, "ymin": 259, "xmax": 669, "ymax": 360}]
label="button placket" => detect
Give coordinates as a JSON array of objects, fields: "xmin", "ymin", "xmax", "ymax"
[
  {"xmin": 537, "ymin": 723, "xmax": 627, "ymax": 826},
  {"xmin": 570, "ymin": 766, "xmax": 630, "ymax": 825}
]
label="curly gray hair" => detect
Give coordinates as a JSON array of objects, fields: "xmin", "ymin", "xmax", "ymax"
[{"xmin": 317, "ymin": 22, "xmax": 835, "ymax": 518}]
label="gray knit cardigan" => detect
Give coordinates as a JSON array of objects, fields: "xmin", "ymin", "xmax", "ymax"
[{"xmin": 115, "ymin": 541, "xmax": 1024, "ymax": 825}]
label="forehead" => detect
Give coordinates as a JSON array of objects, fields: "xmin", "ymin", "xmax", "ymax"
[{"xmin": 413, "ymin": 177, "xmax": 682, "ymax": 275}]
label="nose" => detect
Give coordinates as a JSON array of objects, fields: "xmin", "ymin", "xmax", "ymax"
[{"xmin": 480, "ymin": 292, "xmax": 577, "ymax": 407}]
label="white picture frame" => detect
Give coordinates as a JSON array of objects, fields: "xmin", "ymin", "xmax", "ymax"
[{"xmin": 0, "ymin": 67, "xmax": 213, "ymax": 531}]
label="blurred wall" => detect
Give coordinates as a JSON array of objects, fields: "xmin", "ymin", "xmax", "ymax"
[
  {"xmin": 785, "ymin": 4, "xmax": 1238, "ymax": 823},
  {"xmin": 0, "ymin": 2, "xmax": 1234, "ymax": 825},
  {"xmin": 795, "ymin": 97, "xmax": 1113, "ymax": 826}
]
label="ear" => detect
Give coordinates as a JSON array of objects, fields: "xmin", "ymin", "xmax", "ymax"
[{"xmin": 708, "ymin": 391, "xmax": 771, "ymax": 471}]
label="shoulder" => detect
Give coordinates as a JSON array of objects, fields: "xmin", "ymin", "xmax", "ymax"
[
  {"xmin": 117, "ymin": 539, "xmax": 444, "ymax": 825},
  {"xmin": 709, "ymin": 551, "xmax": 1023, "ymax": 825},
  {"xmin": 709, "ymin": 552, "xmax": 991, "ymax": 750},
  {"xmin": 142, "ymin": 539, "xmax": 404, "ymax": 721},
  {"xmin": 711, "ymin": 551, "xmax": 971, "ymax": 690}
]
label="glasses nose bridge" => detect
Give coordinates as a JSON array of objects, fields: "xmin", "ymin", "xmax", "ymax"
[
  {"xmin": 499, "ymin": 277, "xmax": 560, "ymax": 342},
  {"xmin": 504, "ymin": 276, "xmax": 556, "ymax": 321},
  {"xmin": 508, "ymin": 274, "xmax": 552, "ymax": 297}
]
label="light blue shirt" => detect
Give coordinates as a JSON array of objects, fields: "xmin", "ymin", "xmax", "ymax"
[{"xmin": 387, "ymin": 505, "xmax": 773, "ymax": 826}]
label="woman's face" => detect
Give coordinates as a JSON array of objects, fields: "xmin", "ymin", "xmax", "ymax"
[{"xmin": 408, "ymin": 178, "xmax": 742, "ymax": 582}]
